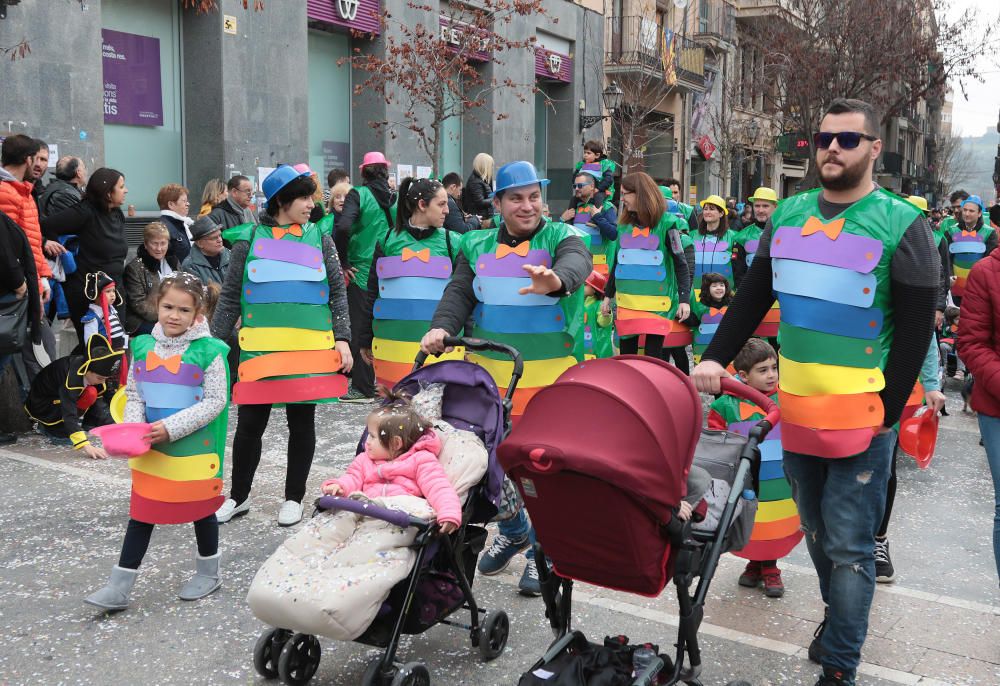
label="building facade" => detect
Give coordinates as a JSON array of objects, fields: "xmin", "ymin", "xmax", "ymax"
[{"xmin": 0, "ymin": 0, "xmax": 604, "ymax": 213}]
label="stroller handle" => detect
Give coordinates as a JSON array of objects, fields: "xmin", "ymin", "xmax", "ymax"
[
  {"xmin": 316, "ymin": 495, "xmax": 430, "ymax": 530},
  {"xmin": 719, "ymin": 377, "xmax": 780, "ymax": 432},
  {"xmin": 413, "ymin": 335, "xmax": 525, "ymax": 405}
]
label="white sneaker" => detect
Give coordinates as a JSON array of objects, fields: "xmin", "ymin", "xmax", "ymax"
[
  {"xmin": 277, "ymin": 500, "xmax": 303, "ymax": 527},
  {"xmin": 215, "ymin": 498, "xmax": 250, "ymax": 524}
]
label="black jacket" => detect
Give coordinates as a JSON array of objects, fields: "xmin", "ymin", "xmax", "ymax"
[
  {"xmin": 207, "ymin": 198, "xmax": 251, "ymax": 234},
  {"xmin": 461, "ymin": 171, "xmax": 493, "ymax": 220},
  {"xmin": 123, "ymin": 245, "xmax": 180, "ymax": 333},
  {"xmin": 444, "ymin": 195, "xmax": 480, "ymax": 234},
  {"xmin": 41, "ymin": 200, "xmax": 128, "ymax": 283},
  {"xmin": 39, "ymin": 179, "xmax": 82, "ymax": 218},
  {"xmin": 0, "ymin": 209, "xmax": 41, "ymax": 344},
  {"xmin": 160, "ymin": 212, "xmax": 192, "ymax": 264},
  {"xmin": 25, "ymin": 353, "xmax": 114, "ymax": 437}
]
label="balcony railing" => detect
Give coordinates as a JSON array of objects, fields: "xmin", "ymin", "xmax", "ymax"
[
  {"xmin": 605, "ymin": 16, "xmax": 706, "ymax": 84},
  {"xmin": 676, "ymin": 35, "xmax": 707, "ymax": 84},
  {"xmin": 695, "ymin": 1, "xmax": 736, "ymax": 42}
]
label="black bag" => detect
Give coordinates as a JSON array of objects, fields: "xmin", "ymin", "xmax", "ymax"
[{"xmin": 0, "ymin": 293, "xmax": 28, "ymax": 354}]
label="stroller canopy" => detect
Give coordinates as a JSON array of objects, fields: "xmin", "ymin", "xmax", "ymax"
[{"xmin": 498, "ymin": 356, "xmax": 702, "ymax": 522}]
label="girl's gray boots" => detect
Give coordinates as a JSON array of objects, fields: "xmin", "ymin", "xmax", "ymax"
[
  {"xmin": 178, "ymin": 553, "xmax": 221, "ymax": 600},
  {"xmin": 84, "ymin": 566, "xmax": 139, "ymax": 611}
]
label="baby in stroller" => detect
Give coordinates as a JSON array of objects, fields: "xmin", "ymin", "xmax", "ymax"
[{"xmin": 320, "ymin": 388, "xmax": 461, "ymax": 536}]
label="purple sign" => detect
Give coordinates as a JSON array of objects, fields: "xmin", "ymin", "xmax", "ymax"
[
  {"xmin": 308, "ymin": 0, "xmax": 382, "ymax": 35},
  {"xmin": 439, "ymin": 15, "xmax": 491, "ymax": 62},
  {"xmin": 535, "ymin": 48, "xmax": 572, "ymax": 83},
  {"xmin": 102, "ymin": 29, "xmax": 164, "ymax": 127}
]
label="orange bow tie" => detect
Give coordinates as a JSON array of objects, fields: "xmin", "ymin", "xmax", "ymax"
[
  {"xmin": 739, "ymin": 402, "xmax": 762, "ymax": 420},
  {"xmin": 272, "ymin": 224, "xmax": 304, "ymax": 240},
  {"xmin": 961, "ymin": 230, "xmax": 977, "ymax": 237},
  {"xmin": 496, "ymin": 242, "xmax": 531, "ymax": 259},
  {"xmin": 709, "ymin": 307, "xmax": 727, "ymax": 317},
  {"xmin": 146, "ymin": 351, "xmax": 182, "ymax": 374},
  {"xmin": 801, "ymin": 216, "xmax": 845, "ymax": 240},
  {"xmin": 402, "ymin": 247, "xmax": 431, "ymax": 262},
  {"xmin": 632, "ymin": 227, "xmax": 650, "ymax": 238}
]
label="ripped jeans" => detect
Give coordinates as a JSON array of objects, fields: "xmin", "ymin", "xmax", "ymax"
[{"xmin": 783, "ymin": 430, "xmax": 895, "ymax": 677}]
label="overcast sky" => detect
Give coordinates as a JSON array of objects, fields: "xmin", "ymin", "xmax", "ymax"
[{"xmin": 947, "ymin": 0, "xmax": 1000, "ymax": 137}]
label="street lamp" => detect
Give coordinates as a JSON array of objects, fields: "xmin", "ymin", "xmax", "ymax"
[{"xmin": 580, "ymin": 82, "xmax": 625, "ymax": 132}]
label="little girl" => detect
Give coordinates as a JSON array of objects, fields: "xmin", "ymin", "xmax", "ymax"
[
  {"xmin": 583, "ymin": 270, "xmax": 615, "ymax": 359},
  {"xmin": 688, "ymin": 273, "xmax": 733, "ymax": 363},
  {"xmin": 81, "ymin": 271, "xmax": 127, "ymax": 352},
  {"xmin": 85, "ymin": 272, "xmax": 230, "ymax": 612},
  {"xmin": 321, "ymin": 388, "xmax": 461, "ymax": 534}
]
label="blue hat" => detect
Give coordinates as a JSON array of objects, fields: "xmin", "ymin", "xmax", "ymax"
[
  {"xmin": 492, "ymin": 161, "xmax": 549, "ymax": 197},
  {"xmin": 736, "ymin": 202, "xmax": 746, "ymax": 213},
  {"xmin": 263, "ymin": 164, "xmax": 311, "ymax": 203},
  {"xmin": 963, "ymin": 195, "xmax": 985, "ymax": 213}
]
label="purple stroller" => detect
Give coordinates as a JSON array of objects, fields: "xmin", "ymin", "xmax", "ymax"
[{"xmin": 251, "ymin": 337, "xmax": 520, "ymax": 686}]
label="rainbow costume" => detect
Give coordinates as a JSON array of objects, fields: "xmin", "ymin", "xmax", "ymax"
[
  {"xmin": 690, "ymin": 300, "xmax": 728, "ymax": 363},
  {"xmin": 770, "ymin": 189, "xmax": 919, "ymax": 458},
  {"xmin": 708, "ymin": 393, "xmax": 802, "ymax": 560},
  {"xmin": 735, "ymin": 224, "xmax": 780, "ymax": 337},
  {"xmin": 948, "ymin": 223, "xmax": 995, "ymax": 300},
  {"xmin": 693, "ymin": 229, "xmax": 738, "ymax": 290}
]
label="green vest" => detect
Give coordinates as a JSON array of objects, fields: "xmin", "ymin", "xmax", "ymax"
[
  {"xmin": 770, "ymin": 188, "xmax": 917, "ymax": 458},
  {"xmin": 583, "ymin": 295, "xmax": 614, "ymax": 359},
  {"xmin": 349, "ymin": 186, "xmax": 397, "ymax": 288},
  {"xmin": 129, "ymin": 334, "xmax": 229, "ymax": 525},
  {"xmin": 607, "ymin": 213, "xmax": 684, "ymax": 327},
  {"xmin": 948, "ymin": 221, "xmax": 995, "ymax": 297},
  {"xmin": 571, "ymin": 198, "xmax": 615, "ymax": 271},
  {"xmin": 693, "ymin": 228, "xmax": 738, "ymax": 289},
  {"xmin": 574, "ymin": 158, "xmax": 617, "ymax": 199}
]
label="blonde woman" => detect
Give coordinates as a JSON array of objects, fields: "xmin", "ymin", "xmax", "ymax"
[
  {"xmin": 198, "ymin": 179, "xmax": 227, "ymax": 216},
  {"xmin": 327, "ymin": 181, "xmax": 352, "ymax": 216},
  {"xmin": 463, "ymin": 152, "xmax": 495, "ymax": 222},
  {"xmin": 123, "ymin": 222, "xmax": 179, "ymax": 335}
]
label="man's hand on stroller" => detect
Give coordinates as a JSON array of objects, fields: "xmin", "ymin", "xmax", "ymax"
[
  {"xmin": 421, "ymin": 328, "xmax": 455, "ymax": 355},
  {"xmin": 692, "ymin": 359, "xmax": 732, "ymax": 394}
]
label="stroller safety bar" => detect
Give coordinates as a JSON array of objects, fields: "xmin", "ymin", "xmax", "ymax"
[
  {"xmin": 719, "ymin": 377, "xmax": 780, "ymax": 433},
  {"xmin": 316, "ymin": 495, "xmax": 430, "ymax": 530},
  {"xmin": 415, "ymin": 335, "xmax": 525, "ymax": 405}
]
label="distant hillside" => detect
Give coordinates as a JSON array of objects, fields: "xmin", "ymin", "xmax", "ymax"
[{"xmin": 957, "ymin": 127, "xmax": 999, "ymax": 201}]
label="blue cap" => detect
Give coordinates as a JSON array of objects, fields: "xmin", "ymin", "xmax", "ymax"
[
  {"xmin": 263, "ymin": 164, "xmax": 311, "ymax": 203},
  {"xmin": 492, "ymin": 161, "xmax": 549, "ymax": 197},
  {"xmin": 964, "ymin": 195, "xmax": 985, "ymax": 213},
  {"xmin": 736, "ymin": 202, "xmax": 745, "ymax": 213}
]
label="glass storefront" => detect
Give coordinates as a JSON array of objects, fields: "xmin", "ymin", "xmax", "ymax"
[{"xmin": 307, "ymin": 30, "xmax": 352, "ymax": 180}]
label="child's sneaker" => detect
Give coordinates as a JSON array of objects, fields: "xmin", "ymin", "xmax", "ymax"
[
  {"xmin": 478, "ymin": 534, "xmax": 529, "ymax": 576},
  {"xmin": 738, "ymin": 560, "xmax": 762, "ymax": 587},
  {"xmin": 874, "ymin": 538, "xmax": 895, "ymax": 583},
  {"xmin": 762, "ymin": 566, "xmax": 785, "ymax": 598}
]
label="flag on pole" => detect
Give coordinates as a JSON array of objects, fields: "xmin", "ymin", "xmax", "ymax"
[{"xmin": 662, "ymin": 27, "xmax": 677, "ymax": 86}]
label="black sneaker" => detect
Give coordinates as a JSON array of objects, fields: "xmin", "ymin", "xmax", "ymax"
[
  {"xmin": 518, "ymin": 558, "xmax": 541, "ymax": 597},
  {"xmin": 808, "ymin": 607, "xmax": 829, "ymax": 664},
  {"xmin": 338, "ymin": 387, "xmax": 376, "ymax": 404},
  {"xmin": 815, "ymin": 666, "xmax": 855, "ymax": 685},
  {"xmin": 874, "ymin": 538, "xmax": 895, "ymax": 583}
]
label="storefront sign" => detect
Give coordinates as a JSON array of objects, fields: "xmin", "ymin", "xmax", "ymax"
[
  {"xmin": 307, "ymin": 0, "xmax": 381, "ymax": 35},
  {"xmin": 321, "ymin": 140, "xmax": 350, "ymax": 176},
  {"xmin": 439, "ymin": 15, "xmax": 491, "ymax": 61},
  {"xmin": 101, "ymin": 29, "xmax": 164, "ymax": 127},
  {"xmin": 697, "ymin": 135, "xmax": 716, "ymax": 160},
  {"xmin": 535, "ymin": 48, "xmax": 572, "ymax": 83}
]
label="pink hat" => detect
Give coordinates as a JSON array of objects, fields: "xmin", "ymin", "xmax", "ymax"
[
  {"xmin": 359, "ymin": 151, "xmax": 391, "ymax": 171},
  {"xmin": 293, "ymin": 163, "xmax": 314, "ymax": 175}
]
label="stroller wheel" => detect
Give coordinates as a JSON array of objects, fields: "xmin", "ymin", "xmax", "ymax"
[
  {"xmin": 361, "ymin": 656, "xmax": 390, "ymax": 686},
  {"xmin": 478, "ymin": 610, "xmax": 510, "ymax": 661},
  {"xmin": 390, "ymin": 662, "xmax": 430, "ymax": 686},
  {"xmin": 276, "ymin": 633, "xmax": 321, "ymax": 685},
  {"xmin": 253, "ymin": 627, "xmax": 289, "ymax": 679}
]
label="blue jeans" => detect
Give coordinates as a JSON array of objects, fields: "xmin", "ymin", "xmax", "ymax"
[
  {"xmin": 498, "ymin": 508, "xmax": 536, "ymax": 561},
  {"xmin": 977, "ymin": 414, "xmax": 1000, "ymax": 581},
  {"xmin": 783, "ymin": 431, "xmax": 895, "ymax": 676}
]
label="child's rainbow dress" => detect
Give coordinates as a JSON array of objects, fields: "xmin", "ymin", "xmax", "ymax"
[
  {"xmin": 709, "ymin": 393, "xmax": 802, "ymax": 561},
  {"xmin": 693, "ymin": 229, "xmax": 737, "ymax": 290},
  {"xmin": 128, "ymin": 337, "xmax": 229, "ymax": 524},
  {"xmin": 690, "ymin": 300, "xmax": 727, "ymax": 363},
  {"xmin": 371, "ymin": 228, "xmax": 463, "ymax": 386},
  {"xmin": 769, "ymin": 189, "xmax": 919, "ymax": 458},
  {"xmin": 226, "ymin": 222, "xmax": 348, "ymax": 405}
]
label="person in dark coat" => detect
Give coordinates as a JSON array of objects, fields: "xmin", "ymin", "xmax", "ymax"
[
  {"xmin": 181, "ymin": 216, "xmax": 231, "ymax": 287},
  {"xmin": 207, "ymin": 175, "xmax": 256, "ymax": 233},
  {"xmin": 41, "ymin": 168, "xmax": 129, "ymax": 346},
  {"xmin": 123, "ymin": 221, "xmax": 179, "ymax": 335},
  {"xmin": 157, "ymin": 183, "xmax": 193, "ymax": 264},
  {"xmin": 461, "ymin": 153, "xmax": 495, "ymax": 222},
  {"xmin": 441, "ymin": 172, "xmax": 480, "ymax": 233},
  {"xmin": 39, "ymin": 156, "xmax": 87, "ymax": 218},
  {"xmin": 0, "ymin": 209, "xmax": 42, "ymax": 428}
]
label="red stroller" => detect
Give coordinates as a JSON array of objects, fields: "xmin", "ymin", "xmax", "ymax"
[{"xmin": 499, "ymin": 355, "xmax": 779, "ymax": 686}]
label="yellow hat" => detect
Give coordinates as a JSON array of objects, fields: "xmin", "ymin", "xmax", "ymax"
[
  {"xmin": 700, "ymin": 194, "xmax": 728, "ymax": 215},
  {"xmin": 748, "ymin": 187, "xmax": 778, "ymax": 204},
  {"xmin": 906, "ymin": 195, "xmax": 929, "ymax": 213}
]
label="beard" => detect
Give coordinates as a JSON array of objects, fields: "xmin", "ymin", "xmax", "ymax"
[{"xmin": 818, "ymin": 154, "xmax": 871, "ymax": 192}]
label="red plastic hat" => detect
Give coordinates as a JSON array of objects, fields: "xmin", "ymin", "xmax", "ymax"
[
  {"xmin": 585, "ymin": 270, "xmax": 607, "ymax": 295},
  {"xmin": 359, "ymin": 151, "xmax": 391, "ymax": 171},
  {"xmin": 898, "ymin": 406, "xmax": 938, "ymax": 468}
]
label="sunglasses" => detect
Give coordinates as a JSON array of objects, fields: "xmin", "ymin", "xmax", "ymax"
[
  {"xmin": 572, "ymin": 183, "xmax": 592, "ymax": 189},
  {"xmin": 813, "ymin": 131, "xmax": 878, "ymax": 150}
]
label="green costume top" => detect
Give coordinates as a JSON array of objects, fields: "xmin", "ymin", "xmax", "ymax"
[
  {"xmin": 693, "ymin": 228, "xmax": 738, "ymax": 288},
  {"xmin": 570, "ymin": 198, "xmax": 616, "ymax": 276},
  {"xmin": 574, "ymin": 158, "xmax": 617, "ymax": 200},
  {"xmin": 462, "ymin": 218, "xmax": 584, "ymax": 416},
  {"xmin": 370, "ymin": 227, "xmax": 462, "ymax": 386},
  {"xmin": 227, "ymin": 221, "xmax": 347, "ymax": 405},
  {"xmin": 128, "ymin": 335, "xmax": 229, "ymax": 525},
  {"xmin": 947, "ymin": 221, "xmax": 995, "ymax": 298},
  {"xmin": 582, "ymin": 294, "xmax": 614, "ymax": 359},
  {"xmin": 769, "ymin": 188, "xmax": 918, "ymax": 459},
  {"xmin": 349, "ymin": 186, "xmax": 398, "ymax": 288}
]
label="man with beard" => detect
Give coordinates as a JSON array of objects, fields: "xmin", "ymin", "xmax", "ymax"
[
  {"xmin": 692, "ymin": 98, "xmax": 938, "ymax": 686},
  {"xmin": 733, "ymin": 186, "xmax": 778, "ymax": 285},
  {"xmin": 945, "ymin": 194, "xmax": 997, "ymax": 305}
]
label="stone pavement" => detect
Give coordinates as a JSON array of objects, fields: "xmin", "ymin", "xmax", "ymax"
[{"xmin": 0, "ymin": 379, "xmax": 997, "ymax": 685}]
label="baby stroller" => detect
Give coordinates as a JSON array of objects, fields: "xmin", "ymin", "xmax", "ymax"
[
  {"xmin": 499, "ymin": 355, "xmax": 778, "ymax": 686},
  {"xmin": 250, "ymin": 336, "xmax": 522, "ymax": 686}
]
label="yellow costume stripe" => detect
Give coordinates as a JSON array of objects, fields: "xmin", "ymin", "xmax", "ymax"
[
  {"xmin": 129, "ymin": 451, "xmax": 222, "ymax": 481},
  {"xmin": 373, "ymin": 338, "xmax": 464, "ymax": 364},
  {"xmin": 239, "ymin": 327, "xmax": 335, "ymax": 352},
  {"xmin": 755, "ymin": 499, "xmax": 799, "ymax": 523},
  {"xmin": 778, "ymin": 354, "xmax": 885, "ymax": 396},
  {"xmin": 615, "ymin": 293, "xmax": 672, "ymax": 312},
  {"xmin": 471, "ymin": 354, "xmax": 577, "ymax": 388},
  {"xmin": 593, "ymin": 254, "xmax": 607, "ymax": 265}
]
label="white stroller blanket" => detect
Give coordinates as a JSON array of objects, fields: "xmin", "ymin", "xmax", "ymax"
[{"xmin": 246, "ymin": 423, "xmax": 487, "ymax": 640}]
